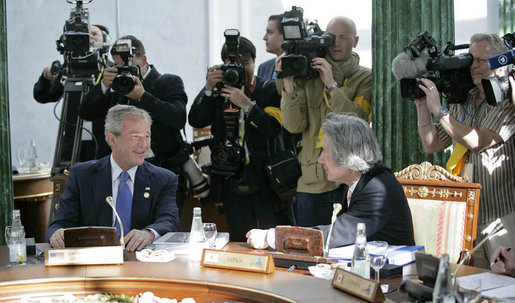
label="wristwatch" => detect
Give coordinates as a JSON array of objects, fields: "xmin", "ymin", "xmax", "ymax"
[
  {"xmin": 436, "ymin": 107, "xmax": 450, "ymax": 120},
  {"xmin": 242, "ymin": 101, "xmax": 255, "ymax": 116},
  {"xmin": 325, "ymin": 81, "xmax": 338, "ymax": 94}
]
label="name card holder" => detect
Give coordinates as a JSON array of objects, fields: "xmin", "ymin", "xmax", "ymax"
[
  {"xmin": 332, "ymin": 267, "xmax": 385, "ymax": 302},
  {"xmin": 201, "ymin": 249, "xmax": 275, "ymax": 273},
  {"xmin": 45, "ymin": 246, "xmax": 124, "ymax": 266}
]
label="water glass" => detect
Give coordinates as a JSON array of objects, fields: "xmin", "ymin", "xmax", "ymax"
[
  {"xmin": 15, "ymin": 150, "xmax": 27, "ymax": 173},
  {"xmin": 203, "ymin": 223, "xmax": 217, "ymax": 249},
  {"xmin": 368, "ymin": 241, "xmax": 388, "ymax": 283}
]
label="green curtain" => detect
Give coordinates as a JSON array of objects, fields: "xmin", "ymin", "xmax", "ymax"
[
  {"xmin": 0, "ymin": 0, "xmax": 13, "ymax": 245},
  {"xmin": 372, "ymin": 0, "xmax": 453, "ymax": 172},
  {"xmin": 500, "ymin": 0, "xmax": 515, "ymax": 35}
]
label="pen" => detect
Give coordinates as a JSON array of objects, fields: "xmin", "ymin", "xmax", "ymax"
[{"xmin": 490, "ymin": 247, "xmax": 511, "ymax": 266}]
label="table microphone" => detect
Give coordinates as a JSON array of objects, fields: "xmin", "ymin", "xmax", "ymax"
[
  {"xmin": 324, "ymin": 203, "xmax": 343, "ymax": 258},
  {"xmin": 105, "ymin": 196, "xmax": 125, "ymax": 249},
  {"xmin": 452, "ymin": 219, "xmax": 504, "ymax": 285}
]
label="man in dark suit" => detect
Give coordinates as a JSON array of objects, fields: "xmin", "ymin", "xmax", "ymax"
[
  {"xmin": 79, "ymin": 35, "xmax": 188, "ymax": 215},
  {"xmin": 246, "ymin": 113, "xmax": 414, "ymax": 249},
  {"xmin": 46, "ymin": 105, "xmax": 179, "ymax": 252},
  {"xmin": 257, "ymin": 14, "xmax": 283, "ymax": 80}
]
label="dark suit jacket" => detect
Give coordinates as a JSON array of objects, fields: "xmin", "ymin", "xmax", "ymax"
[
  {"xmin": 45, "ymin": 156, "xmax": 180, "ymax": 242},
  {"xmin": 317, "ymin": 164, "xmax": 415, "ymax": 248},
  {"xmin": 257, "ymin": 58, "xmax": 276, "ymax": 80},
  {"xmin": 79, "ymin": 65, "xmax": 187, "ymax": 164}
]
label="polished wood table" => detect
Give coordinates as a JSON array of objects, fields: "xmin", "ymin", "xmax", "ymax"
[
  {"xmin": 12, "ymin": 171, "xmax": 53, "ymax": 243},
  {"xmin": 0, "ymin": 244, "xmax": 489, "ymax": 302}
]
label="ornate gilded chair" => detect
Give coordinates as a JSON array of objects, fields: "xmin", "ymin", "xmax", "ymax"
[{"xmin": 395, "ymin": 162, "xmax": 481, "ymax": 264}]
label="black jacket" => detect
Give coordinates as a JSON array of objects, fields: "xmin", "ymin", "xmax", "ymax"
[
  {"xmin": 318, "ymin": 164, "xmax": 415, "ymax": 248},
  {"xmin": 79, "ymin": 65, "xmax": 187, "ymax": 165},
  {"xmin": 188, "ymin": 76, "xmax": 281, "ymax": 190}
]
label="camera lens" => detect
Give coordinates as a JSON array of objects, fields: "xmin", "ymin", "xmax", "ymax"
[{"xmin": 223, "ymin": 68, "xmax": 241, "ymax": 87}]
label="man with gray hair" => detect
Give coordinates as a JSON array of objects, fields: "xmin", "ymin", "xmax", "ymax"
[
  {"xmin": 415, "ymin": 33, "xmax": 515, "ymax": 267},
  {"xmin": 46, "ymin": 105, "xmax": 179, "ymax": 252},
  {"xmin": 246, "ymin": 113, "xmax": 414, "ymax": 249}
]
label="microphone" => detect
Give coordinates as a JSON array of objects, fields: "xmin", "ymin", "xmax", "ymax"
[
  {"xmin": 391, "ymin": 51, "xmax": 430, "ymax": 79},
  {"xmin": 105, "ymin": 196, "xmax": 125, "ymax": 249},
  {"xmin": 323, "ymin": 203, "xmax": 343, "ymax": 258},
  {"xmin": 487, "ymin": 50, "xmax": 515, "ymax": 70},
  {"xmin": 452, "ymin": 219, "xmax": 504, "ymax": 285}
]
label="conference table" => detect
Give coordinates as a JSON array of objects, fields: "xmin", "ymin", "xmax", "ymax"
[{"xmin": 0, "ymin": 243, "xmax": 488, "ymax": 302}]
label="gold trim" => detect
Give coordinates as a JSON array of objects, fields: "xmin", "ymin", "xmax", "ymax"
[
  {"xmin": 13, "ymin": 192, "xmax": 53, "ymax": 202},
  {"xmin": 395, "ymin": 161, "xmax": 466, "ymax": 182}
]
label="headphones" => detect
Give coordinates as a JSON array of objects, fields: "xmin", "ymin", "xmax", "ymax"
[{"xmin": 91, "ymin": 24, "xmax": 111, "ymax": 54}]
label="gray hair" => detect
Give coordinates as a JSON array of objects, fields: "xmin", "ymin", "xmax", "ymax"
[
  {"xmin": 470, "ymin": 33, "xmax": 508, "ymax": 55},
  {"xmin": 322, "ymin": 113, "xmax": 382, "ymax": 172},
  {"xmin": 104, "ymin": 105, "xmax": 152, "ymax": 140}
]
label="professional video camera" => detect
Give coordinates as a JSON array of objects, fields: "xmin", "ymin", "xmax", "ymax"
[
  {"xmin": 54, "ymin": 0, "xmax": 103, "ymax": 78},
  {"xmin": 111, "ymin": 39, "xmax": 141, "ymax": 94},
  {"xmin": 392, "ymin": 31, "xmax": 474, "ymax": 103},
  {"xmin": 481, "ymin": 32, "xmax": 515, "ymax": 106},
  {"xmin": 213, "ymin": 29, "xmax": 246, "ymax": 94},
  {"xmin": 278, "ymin": 6, "xmax": 335, "ymax": 79}
]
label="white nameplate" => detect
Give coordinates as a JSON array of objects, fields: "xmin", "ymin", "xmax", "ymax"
[
  {"xmin": 201, "ymin": 249, "xmax": 274, "ymax": 273},
  {"xmin": 332, "ymin": 267, "xmax": 384, "ymax": 302},
  {"xmin": 45, "ymin": 246, "xmax": 124, "ymax": 266}
]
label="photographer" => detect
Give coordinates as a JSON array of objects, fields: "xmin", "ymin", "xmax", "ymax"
[
  {"xmin": 79, "ymin": 35, "xmax": 188, "ymax": 214},
  {"xmin": 188, "ymin": 35, "xmax": 295, "ymax": 241},
  {"xmin": 414, "ymin": 33, "xmax": 515, "ymax": 268},
  {"xmin": 277, "ymin": 16, "xmax": 371, "ymax": 227},
  {"xmin": 33, "ymin": 24, "xmax": 111, "ymax": 162}
]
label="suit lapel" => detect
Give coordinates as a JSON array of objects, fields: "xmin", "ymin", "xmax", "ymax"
[
  {"xmin": 92, "ymin": 157, "xmax": 114, "ymax": 226},
  {"xmin": 132, "ymin": 162, "xmax": 153, "ymax": 226}
]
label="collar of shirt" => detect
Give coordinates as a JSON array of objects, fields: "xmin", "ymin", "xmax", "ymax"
[
  {"xmin": 110, "ymin": 154, "xmax": 138, "ymax": 196},
  {"xmin": 346, "ymin": 180, "xmax": 359, "ymax": 207},
  {"xmin": 141, "ymin": 64, "xmax": 151, "ymax": 80},
  {"xmin": 244, "ymin": 75, "xmax": 256, "ymax": 97}
]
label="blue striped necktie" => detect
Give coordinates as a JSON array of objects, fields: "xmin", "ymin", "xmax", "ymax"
[{"xmin": 116, "ymin": 171, "xmax": 132, "ymax": 236}]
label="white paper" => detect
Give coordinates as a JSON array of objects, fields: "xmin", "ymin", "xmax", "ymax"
[{"xmin": 457, "ymin": 272, "xmax": 515, "ymax": 302}]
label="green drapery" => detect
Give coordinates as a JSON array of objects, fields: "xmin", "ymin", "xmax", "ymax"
[
  {"xmin": 372, "ymin": 0, "xmax": 453, "ymax": 172},
  {"xmin": 500, "ymin": 0, "xmax": 515, "ymax": 35},
  {"xmin": 0, "ymin": 0, "xmax": 13, "ymax": 245}
]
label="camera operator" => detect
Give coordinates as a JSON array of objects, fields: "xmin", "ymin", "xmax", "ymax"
[
  {"xmin": 277, "ymin": 16, "xmax": 371, "ymax": 227},
  {"xmin": 188, "ymin": 35, "xmax": 295, "ymax": 242},
  {"xmin": 414, "ymin": 33, "xmax": 515, "ymax": 268},
  {"xmin": 33, "ymin": 24, "xmax": 112, "ymax": 162},
  {"xmin": 79, "ymin": 35, "xmax": 188, "ymax": 215}
]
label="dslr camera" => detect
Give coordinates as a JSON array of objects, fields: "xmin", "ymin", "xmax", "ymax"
[
  {"xmin": 481, "ymin": 33, "xmax": 515, "ymax": 106},
  {"xmin": 54, "ymin": 0, "xmax": 102, "ymax": 78},
  {"xmin": 278, "ymin": 6, "xmax": 335, "ymax": 79},
  {"xmin": 111, "ymin": 39, "xmax": 141, "ymax": 94},
  {"xmin": 399, "ymin": 31, "xmax": 474, "ymax": 103},
  {"xmin": 214, "ymin": 29, "xmax": 246, "ymax": 94}
]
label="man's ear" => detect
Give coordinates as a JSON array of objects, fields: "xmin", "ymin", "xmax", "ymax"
[
  {"xmin": 106, "ymin": 132, "xmax": 116, "ymax": 148},
  {"xmin": 353, "ymin": 36, "xmax": 359, "ymax": 48}
]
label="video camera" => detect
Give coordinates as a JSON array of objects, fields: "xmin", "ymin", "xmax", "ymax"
[
  {"xmin": 213, "ymin": 29, "xmax": 246, "ymax": 94},
  {"xmin": 111, "ymin": 39, "xmax": 141, "ymax": 94},
  {"xmin": 54, "ymin": 0, "xmax": 103, "ymax": 78},
  {"xmin": 394, "ymin": 31, "xmax": 474, "ymax": 103},
  {"xmin": 481, "ymin": 33, "xmax": 514, "ymax": 106},
  {"xmin": 278, "ymin": 6, "xmax": 335, "ymax": 79}
]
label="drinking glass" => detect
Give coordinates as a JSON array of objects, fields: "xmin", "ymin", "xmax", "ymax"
[
  {"xmin": 368, "ymin": 241, "xmax": 388, "ymax": 283},
  {"xmin": 203, "ymin": 223, "xmax": 217, "ymax": 249},
  {"xmin": 15, "ymin": 150, "xmax": 27, "ymax": 173}
]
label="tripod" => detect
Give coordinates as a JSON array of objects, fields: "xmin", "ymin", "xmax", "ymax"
[{"xmin": 49, "ymin": 76, "xmax": 95, "ymax": 221}]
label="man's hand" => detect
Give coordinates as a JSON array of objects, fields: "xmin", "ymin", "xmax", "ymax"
[
  {"xmin": 311, "ymin": 57, "xmax": 335, "ymax": 88},
  {"xmin": 490, "ymin": 246, "xmax": 515, "ymax": 275},
  {"xmin": 43, "ymin": 66, "xmax": 56, "ymax": 81},
  {"xmin": 276, "ymin": 53, "xmax": 294, "ymax": 93},
  {"xmin": 102, "ymin": 67, "xmax": 118, "ymax": 89},
  {"xmin": 205, "ymin": 65, "xmax": 223, "ymax": 91},
  {"xmin": 49, "ymin": 228, "xmax": 65, "ymax": 248},
  {"xmin": 221, "ymin": 85, "xmax": 253, "ymax": 108},
  {"xmin": 125, "ymin": 76, "xmax": 145, "ymax": 100},
  {"xmin": 418, "ymin": 78, "xmax": 443, "ymax": 115},
  {"xmin": 124, "ymin": 229, "xmax": 155, "ymax": 252},
  {"xmin": 246, "ymin": 229, "xmax": 270, "ymax": 249},
  {"xmin": 510, "ymin": 74, "xmax": 515, "ymax": 107}
]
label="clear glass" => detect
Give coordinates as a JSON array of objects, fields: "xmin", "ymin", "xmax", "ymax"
[
  {"xmin": 189, "ymin": 207, "xmax": 206, "ymax": 262},
  {"xmin": 368, "ymin": 241, "xmax": 388, "ymax": 283},
  {"xmin": 5, "ymin": 225, "xmax": 26, "ymax": 266},
  {"xmin": 28, "ymin": 139, "xmax": 38, "ymax": 173},
  {"xmin": 203, "ymin": 223, "xmax": 217, "ymax": 249},
  {"xmin": 15, "ymin": 149, "xmax": 27, "ymax": 173},
  {"xmin": 352, "ymin": 223, "xmax": 370, "ymax": 279}
]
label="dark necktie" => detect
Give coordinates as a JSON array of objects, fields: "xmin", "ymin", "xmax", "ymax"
[{"xmin": 116, "ymin": 171, "xmax": 132, "ymax": 236}]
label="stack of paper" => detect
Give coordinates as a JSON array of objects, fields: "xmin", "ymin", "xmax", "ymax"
[{"xmin": 328, "ymin": 244, "xmax": 424, "ymax": 266}]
